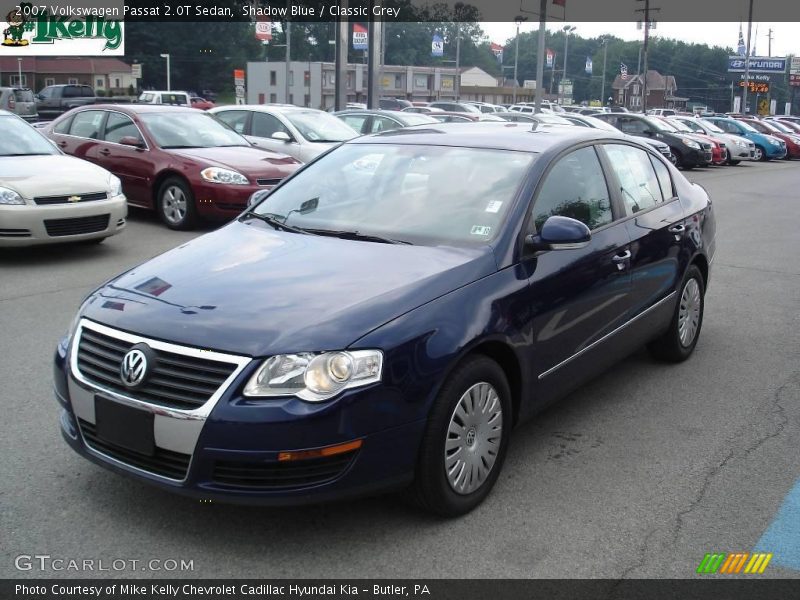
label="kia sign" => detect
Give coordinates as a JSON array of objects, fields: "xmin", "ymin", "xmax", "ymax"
[
  {"xmin": 728, "ymin": 56, "xmax": 787, "ymax": 73},
  {"xmin": 255, "ymin": 18, "xmax": 272, "ymax": 43}
]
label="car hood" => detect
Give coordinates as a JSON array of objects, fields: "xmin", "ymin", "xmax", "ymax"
[
  {"xmin": 0, "ymin": 154, "xmax": 112, "ymax": 199},
  {"xmin": 166, "ymin": 146, "xmax": 301, "ymax": 178},
  {"xmin": 81, "ymin": 219, "xmax": 497, "ymax": 357}
]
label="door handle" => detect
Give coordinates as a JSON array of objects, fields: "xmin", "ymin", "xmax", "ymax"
[
  {"xmin": 612, "ymin": 250, "xmax": 631, "ymax": 263},
  {"xmin": 668, "ymin": 224, "xmax": 685, "ymax": 233},
  {"xmin": 99, "ymin": 148, "xmax": 111, "ymax": 156},
  {"xmin": 57, "ymin": 141, "xmax": 67, "ymax": 147}
]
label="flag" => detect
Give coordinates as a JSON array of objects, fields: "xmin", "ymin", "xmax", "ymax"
[
  {"xmin": 432, "ymin": 33, "xmax": 444, "ymax": 57},
  {"xmin": 585, "ymin": 56, "xmax": 593, "ymax": 75},
  {"xmin": 353, "ymin": 23, "xmax": 368, "ymax": 51},
  {"xmin": 737, "ymin": 23, "xmax": 746, "ymax": 56},
  {"xmin": 546, "ymin": 48, "xmax": 555, "ymax": 68},
  {"xmin": 621, "ymin": 63, "xmax": 628, "ymax": 80}
]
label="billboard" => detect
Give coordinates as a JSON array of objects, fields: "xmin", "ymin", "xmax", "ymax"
[{"xmin": 728, "ymin": 56, "xmax": 787, "ymax": 73}]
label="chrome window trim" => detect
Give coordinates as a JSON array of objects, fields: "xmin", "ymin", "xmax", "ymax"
[
  {"xmin": 69, "ymin": 318, "xmax": 252, "ymax": 420},
  {"xmin": 538, "ymin": 291, "xmax": 677, "ymax": 380}
]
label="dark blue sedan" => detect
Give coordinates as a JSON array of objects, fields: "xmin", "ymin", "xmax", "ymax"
[{"xmin": 54, "ymin": 124, "xmax": 715, "ymax": 516}]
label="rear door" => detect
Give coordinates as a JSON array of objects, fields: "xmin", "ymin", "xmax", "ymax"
[
  {"xmin": 97, "ymin": 110, "xmax": 154, "ymax": 206},
  {"xmin": 600, "ymin": 143, "xmax": 686, "ymax": 319},
  {"xmin": 524, "ymin": 145, "xmax": 633, "ymax": 403},
  {"xmin": 51, "ymin": 109, "xmax": 106, "ymax": 162}
]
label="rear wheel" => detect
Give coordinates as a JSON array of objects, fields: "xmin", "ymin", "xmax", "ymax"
[
  {"xmin": 157, "ymin": 177, "xmax": 198, "ymax": 230},
  {"xmin": 409, "ymin": 355, "xmax": 511, "ymax": 517},
  {"xmin": 648, "ymin": 265, "xmax": 705, "ymax": 363}
]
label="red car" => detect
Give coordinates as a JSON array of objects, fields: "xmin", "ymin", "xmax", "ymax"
[
  {"xmin": 190, "ymin": 96, "xmax": 216, "ymax": 110},
  {"xmin": 740, "ymin": 118, "xmax": 800, "ymax": 159},
  {"xmin": 45, "ymin": 105, "xmax": 301, "ymax": 229}
]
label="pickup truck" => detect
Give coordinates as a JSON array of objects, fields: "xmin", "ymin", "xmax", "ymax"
[{"xmin": 35, "ymin": 84, "xmax": 97, "ymax": 119}]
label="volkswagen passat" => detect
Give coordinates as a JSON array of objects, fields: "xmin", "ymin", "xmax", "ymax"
[{"xmin": 55, "ymin": 124, "xmax": 715, "ymax": 516}]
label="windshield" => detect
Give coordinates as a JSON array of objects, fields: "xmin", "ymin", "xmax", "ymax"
[
  {"xmin": 761, "ymin": 121, "xmax": 789, "ymax": 133},
  {"xmin": 647, "ymin": 117, "xmax": 677, "ymax": 132},
  {"xmin": 666, "ymin": 119, "xmax": 693, "ymax": 133},
  {"xmin": 285, "ymin": 110, "xmax": 359, "ymax": 143},
  {"xmin": 698, "ymin": 119, "xmax": 724, "ymax": 133},
  {"xmin": 535, "ymin": 114, "xmax": 574, "ymax": 126},
  {"xmin": 252, "ymin": 143, "xmax": 535, "ymax": 245},
  {"xmin": 579, "ymin": 115, "xmax": 618, "ymax": 131},
  {"xmin": 0, "ymin": 115, "xmax": 58, "ymax": 156},
  {"xmin": 140, "ymin": 112, "xmax": 249, "ymax": 149},
  {"xmin": 400, "ymin": 113, "xmax": 438, "ymax": 126},
  {"xmin": 737, "ymin": 120, "xmax": 758, "ymax": 133}
]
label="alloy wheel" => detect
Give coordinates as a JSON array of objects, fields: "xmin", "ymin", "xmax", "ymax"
[
  {"xmin": 753, "ymin": 147, "xmax": 763, "ymax": 161},
  {"xmin": 445, "ymin": 382, "xmax": 503, "ymax": 495},
  {"xmin": 162, "ymin": 186, "xmax": 187, "ymax": 225},
  {"xmin": 678, "ymin": 278, "xmax": 702, "ymax": 347}
]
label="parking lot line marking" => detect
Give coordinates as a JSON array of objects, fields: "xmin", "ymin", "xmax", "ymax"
[{"xmin": 755, "ymin": 478, "xmax": 800, "ymax": 571}]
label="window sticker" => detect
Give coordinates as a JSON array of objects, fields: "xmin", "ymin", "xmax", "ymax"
[
  {"xmin": 470, "ymin": 225, "xmax": 492, "ymax": 236},
  {"xmin": 485, "ymin": 200, "xmax": 503, "ymax": 213}
]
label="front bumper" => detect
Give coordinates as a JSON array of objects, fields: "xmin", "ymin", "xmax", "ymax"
[
  {"xmin": 54, "ymin": 322, "xmax": 426, "ymax": 505},
  {"xmin": 193, "ymin": 181, "xmax": 279, "ymax": 220},
  {"xmin": 0, "ymin": 195, "xmax": 127, "ymax": 247}
]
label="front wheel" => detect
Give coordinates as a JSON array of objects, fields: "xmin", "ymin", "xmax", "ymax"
[
  {"xmin": 754, "ymin": 146, "xmax": 766, "ymax": 162},
  {"xmin": 648, "ymin": 265, "xmax": 705, "ymax": 363},
  {"xmin": 157, "ymin": 177, "xmax": 198, "ymax": 230},
  {"xmin": 409, "ymin": 355, "xmax": 512, "ymax": 517},
  {"xmin": 727, "ymin": 159, "xmax": 740, "ymax": 166}
]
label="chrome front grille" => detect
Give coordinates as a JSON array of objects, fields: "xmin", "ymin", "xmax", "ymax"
[
  {"xmin": 75, "ymin": 324, "xmax": 240, "ymax": 410},
  {"xmin": 34, "ymin": 192, "xmax": 107, "ymax": 205}
]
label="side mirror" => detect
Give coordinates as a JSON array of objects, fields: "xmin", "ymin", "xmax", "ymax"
[
  {"xmin": 642, "ymin": 129, "xmax": 654, "ymax": 137},
  {"xmin": 525, "ymin": 216, "xmax": 591, "ymax": 252},
  {"xmin": 271, "ymin": 131, "xmax": 292, "ymax": 142},
  {"xmin": 118, "ymin": 136, "xmax": 144, "ymax": 148}
]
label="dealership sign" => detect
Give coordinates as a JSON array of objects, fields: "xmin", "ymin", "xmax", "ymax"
[{"xmin": 728, "ymin": 56, "xmax": 787, "ymax": 73}]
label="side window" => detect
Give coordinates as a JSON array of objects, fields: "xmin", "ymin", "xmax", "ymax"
[
  {"xmin": 103, "ymin": 112, "xmax": 141, "ymax": 144},
  {"xmin": 650, "ymin": 156, "xmax": 674, "ymax": 201},
  {"xmin": 68, "ymin": 110, "xmax": 105, "ymax": 139},
  {"xmin": 616, "ymin": 117, "xmax": 647, "ymax": 135},
  {"xmin": 62, "ymin": 86, "xmax": 81, "ymax": 98},
  {"xmin": 604, "ymin": 144, "xmax": 663, "ymax": 215},
  {"xmin": 339, "ymin": 114, "xmax": 368, "ymax": 134},
  {"xmin": 532, "ymin": 146, "xmax": 613, "ymax": 231},
  {"xmin": 252, "ymin": 112, "xmax": 290, "ymax": 138},
  {"xmin": 53, "ymin": 115, "xmax": 74, "ymax": 134},
  {"xmin": 371, "ymin": 116, "xmax": 400, "ymax": 133},
  {"xmin": 82, "ymin": 86, "xmax": 94, "ymax": 97},
  {"xmin": 215, "ymin": 110, "xmax": 249, "ymax": 134}
]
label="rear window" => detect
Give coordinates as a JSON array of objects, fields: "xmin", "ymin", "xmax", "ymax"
[
  {"xmin": 14, "ymin": 89, "xmax": 34, "ymax": 102},
  {"xmin": 160, "ymin": 94, "xmax": 189, "ymax": 106}
]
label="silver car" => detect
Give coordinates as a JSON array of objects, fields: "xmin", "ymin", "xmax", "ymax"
[
  {"xmin": 0, "ymin": 87, "xmax": 38, "ymax": 121},
  {"xmin": 670, "ymin": 116, "xmax": 756, "ymax": 164},
  {"xmin": 210, "ymin": 105, "xmax": 358, "ymax": 163}
]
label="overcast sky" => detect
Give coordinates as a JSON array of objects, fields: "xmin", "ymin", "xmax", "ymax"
[{"xmin": 480, "ymin": 22, "xmax": 800, "ymax": 57}]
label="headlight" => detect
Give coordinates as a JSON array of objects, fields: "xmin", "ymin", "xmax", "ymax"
[
  {"xmin": 768, "ymin": 138, "xmax": 780, "ymax": 146},
  {"xmin": 0, "ymin": 186, "xmax": 25, "ymax": 205},
  {"xmin": 200, "ymin": 167, "xmax": 249, "ymax": 185},
  {"xmin": 107, "ymin": 173, "xmax": 123, "ymax": 196},
  {"xmin": 682, "ymin": 138, "xmax": 700, "ymax": 150},
  {"xmin": 735, "ymin": 139, "xmax": 747, "ymax": 147},
  {"xmin": 244, "ymin": 350, "xmax": 383, "ymax": 401}
]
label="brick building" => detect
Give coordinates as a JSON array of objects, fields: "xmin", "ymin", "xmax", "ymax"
[{"xmin": 0, "ymin": 57, "xmax": 134, "ymax": 94}]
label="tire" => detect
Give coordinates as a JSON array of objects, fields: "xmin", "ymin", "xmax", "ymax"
[
  {"xmin": 754, "ymin": 146, "xmax": 767, "ymax": 162},
  {"xmin": 675, "ymin": 151, "xmax": 694, "ymax": 170},
  {"xmin": 727, "ymin": 159, "xmax": 740, "ymax": 166},
  {"xmin": 409, "ymin": 355, "xmax": 512, "ymax": 517},
  {"xmin": 157, "ymin": 177, "xmax": 198, "ymax": 230},
  {"xmin": 648, "ymin": 265, "xmax": 705, "ymax": 363}
]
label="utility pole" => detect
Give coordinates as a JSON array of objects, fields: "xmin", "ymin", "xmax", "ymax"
[
  {"xmin": 636, "ymin": 0, "xmax": 660, "ymax": 114},
  {"xmin": 513, "ymin": 17, "xmax": 526, "ymax": 104},
  {"xmin": 742, "ymin": 0, "xmax": 754, "ymax": 114},
  {"xmin": 560, "ymin": 25, "xmax": 576, "ymax": 105},
  {"xmin": 367, "ymin": 1, "xmax": 381, "ymax": 109},
  {"xmin": 284, "ymin": 20, "xmax": 291, "ymax": 104},
  {"xmin": 767, "ymin": 28, "xmax": 773, "ymax": 57},
  {"xmin": 455, "ymin": 24, "xmax": 461, "ymax": 101},
  {"xmin": 335, "ymin": 0, "xmax": 348, "ymax": 111},
  {"xmin": 601, "ymin": 38, "xmax": 608, "ymax": 105},
  {"xmin": 534, "ymin": 0, "xmax": 547, "ymax": 113}
]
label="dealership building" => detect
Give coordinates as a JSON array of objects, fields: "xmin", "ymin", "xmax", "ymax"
[{"xmin": 246, "ymin": 62, "xmax": 535, "ymax": 108}]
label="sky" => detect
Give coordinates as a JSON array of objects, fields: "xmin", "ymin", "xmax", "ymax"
[{"xmin": 480, "ymin": 22, "xmax": 800, "ymax": 57}]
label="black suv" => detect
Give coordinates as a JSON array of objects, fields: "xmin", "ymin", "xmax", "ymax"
[{"xmin": 594, "ymin": 113, "xmax": 712, "ymax": 169}]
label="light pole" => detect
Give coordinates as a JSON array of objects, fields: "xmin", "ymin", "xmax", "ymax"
[
  {"xmin": 513, "ymin": 16, "xmax": 527, "ymax": 104},
  {"xmin": 600, "ymin": 38, "xmax": 608, "ymax": 106},
  {"xmin": 159, "ymin": 53, "xmax": 171, "ymax": 91},
  {"xmin": 560, "ymin": 25, "xmax": 576, "ymax": 105},
  {"xmin": 17, "ymin": 57, "xmax": 22, "ymax": 87},
  {"xmin": 534, "ymin": 0, "xmax": 547, "ymax": 113},
  {"xmin": 454, "ymin": 23, "xmax": 461, "ymax": 101},
  {"xmin": 284, "ymin": 20, "xmax": 291, "ymax": 104}
]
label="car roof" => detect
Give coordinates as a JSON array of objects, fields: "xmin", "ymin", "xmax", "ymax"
[
  {"xmin": 217, "ymin": 104, "xmax": 322, "ymax": 114},
  {"xmin": 334, "ymin": 109, "xmax": 434, "ymax": 121},
  {"xmin": 0, "ymin": 109, "xmax": 11, "ymax": 116},
  {"xmin": 87, "ymin": 104, "xmax": 198, "ymax": 114},
  {"xmin": 346, "ymin": 122, "xmax": 626, "ymax": 152}
]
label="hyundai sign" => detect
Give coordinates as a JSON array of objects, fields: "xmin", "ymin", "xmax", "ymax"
[{"xmin": 728, "ymin": 56, "xmax": 787, "ymax": 73}]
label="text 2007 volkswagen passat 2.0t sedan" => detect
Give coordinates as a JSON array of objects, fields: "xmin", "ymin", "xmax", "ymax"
[{"xmin": 54, "ymin": 123, "xmax": 715, "ymax": 516}]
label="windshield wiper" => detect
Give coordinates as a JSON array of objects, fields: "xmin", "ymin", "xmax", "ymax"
[
  {"xmin": 306, "ymin": 229, "xmax": 412, "ymax": 245},
  {"xmin": 2, "ymin": 152, "xmax": 53, "ymax": 156},
  {"xmin": 242, "ymin": 211, "xmax": 311, "ymax": 235},
  {"xmin": 160, "ymin": 145, "xmax": 204, "ymax": 149}
]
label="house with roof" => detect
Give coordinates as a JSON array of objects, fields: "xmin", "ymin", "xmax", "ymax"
[
  {"xmin": 611, "ymin": 69, "xmax": 688, "ymax": 111},
  {"xmin": 0, "ymin": 57, "xmax": 134, "ymax": 94}
]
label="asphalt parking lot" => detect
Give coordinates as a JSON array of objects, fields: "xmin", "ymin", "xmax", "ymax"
[{"xmin": 1, "ymin": 160, "xmax": 798, "ymax": 579}]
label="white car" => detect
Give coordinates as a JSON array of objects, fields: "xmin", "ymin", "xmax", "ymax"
[
  {"xmin": 210, "ymin": 105, "xmax": 359, "ymax": 163},
  {"xmin": 671, "ymin": 116, "xmax": 757, "ymax": 164},
  {"xmin": 137, "ymin": 91, "xmax": 191, "ymax": 107},
  {"xmin": 0, "ymin": 110, "xmax": 127, "ymax": 247}
]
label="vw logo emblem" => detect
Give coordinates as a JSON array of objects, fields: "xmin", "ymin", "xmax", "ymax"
[{"xmin": 120, "ymin": 348, "xmax": 148, "ymax": 387}]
